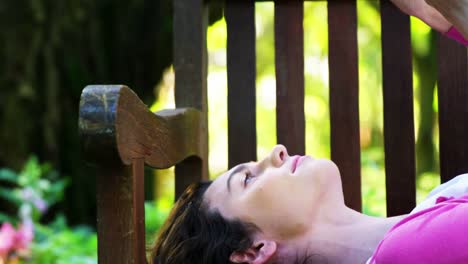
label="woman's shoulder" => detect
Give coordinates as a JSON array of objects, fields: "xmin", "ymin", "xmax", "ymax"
[
  {"xmin": 368, "ymin": 174, "xmax": 468, "ymax": 264},
  {"xmin": 412, "ymin": 173, "xmax": 468, "ymax": 213},
  {"xmin": 369, "ymin": 194, "xmax": 468, "ymax": 263}
]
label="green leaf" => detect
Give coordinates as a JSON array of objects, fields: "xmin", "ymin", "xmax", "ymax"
[
  {"xmin": 0, "ymin": 187, "xmax": 21, "ymax": 206},
  {"xmin": 0, "ymin": 168, "xmax": 18, "ymax": 183},
  {"xmin": 18, "ymin": 155, "xmax": 41, "ymax": 186}
]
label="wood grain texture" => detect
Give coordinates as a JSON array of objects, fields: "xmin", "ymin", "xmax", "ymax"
[
  {"xmin": 437, "ymin": 35, "xmax": 468, "ymax": 183},
  {"xmin": 132, "ymin": 158, "xmax": 145, "ymax": 264},
  {"xmin": 381, "ymin": 0, "xmax": 416, "ymax": 217},
  {"xmin": 328, "ymin": 0, "xmax": 361, "ymax": 212},
  {"xmin": 79, "ymin": 85, "xmax": 121, "ymax": 165},
  {"xmin": 174, "ymin": 0, "xmax": 209, "ymax": 196},
  {"xmin": 80, "ymin": 85, "xmax": 204, "ymax": 168},
  {"xmin": 79, "ymin": 85, "xmax": 205, "ymax": 263},
  {"xmin": 275, "ymin": 0, "xmax": 305, "ymax": 155},
  {"xmin": 95, "ymin": 164, "xmax": 136, "ymax": 263},
  {"xmin": 226, "ymin": 0, "xmax": 257, "ymax": 168}
]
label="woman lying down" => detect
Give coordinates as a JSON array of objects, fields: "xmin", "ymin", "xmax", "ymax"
[{"xmin": 150, "ymin": 145, "xmax": 468, "ymax": 264}]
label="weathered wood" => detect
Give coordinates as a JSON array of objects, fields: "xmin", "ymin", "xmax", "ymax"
[
  {"xmin": 80, "ymin": 85, "xmax": 204, "ymax": 168},
  {"xmin": 174, "ymin": 0, "xmax": 209, "ymax": 197},
  {"xmin": 80, "ymin": 85, "xmax": 140, "ymax": 263},
  {"xmin": 79, "ymin": 85, "xmax": 205, "ymax": 263},
  {"xmin": 328, "ymin": 0, "xmax": 361, "ymax": 212},
  {"xmin": 437, "ymin": 35, "xmax": 468, "ymax": 183},
  {"xmin": 95, "ymin": 164, "xmax": 135, "ymax": 263},
  {"xmin": 226, "ymin": 0, "xmax": 257, "ymax": 168},
  {"xmin": 132, "ymin": 158, "xmax": 145, "ymax": 264},
  {"xmin": 381, "ymin": 0, "xmax": 416, "ymax": 217},
  {"xmin": 275, "ymin": 0, "xmax": 305, "ymax": 155},
  {"xmin": 79, "ymin": 86, "xmax": 122, "ymax": 166}
]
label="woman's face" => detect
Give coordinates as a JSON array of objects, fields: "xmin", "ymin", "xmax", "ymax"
[{"xmin": 204, "ymin": 145, "xmax": 344, "ymax": 240}]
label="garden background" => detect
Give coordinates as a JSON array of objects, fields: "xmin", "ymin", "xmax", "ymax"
[{"xmin": 0, "ymin": 1, "xmax": 441, "ymax": 262}]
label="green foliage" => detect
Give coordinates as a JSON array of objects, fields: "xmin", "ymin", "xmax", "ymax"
[
  {"xmin": 0, "ymin": 157, "xmax": 98, "ymax": 263},
  {"xmin": 22, "ymin": 200, "xmax": 168, "ymax": 263},
  {"xmin": 0, "ymin": 157, "xmax": 175, "ymax": 263},
  {"xmin": 145, "ymin": 201, "xmax": 171, "ymax": 246},
  {"xmin": 30, "ymin": 216, "xmax": 97, "ymax": 264},
  {"xmin": 18, "ymin": 156, "xmax": 69, "ymax": 208},
  {"xmin": 0, "ymin": 169, "xmax": 23, "ymax": 210},
  {"xmin": 0, "ymin": 0, "xmax": 173, "ymax": 227},
  {"xmin": 0, "ymin": 168, "xmax": 17, "ymax": 183},
  {"xmin": 0, "ymin": 156, "xmax": 69, "ymax": 223}
]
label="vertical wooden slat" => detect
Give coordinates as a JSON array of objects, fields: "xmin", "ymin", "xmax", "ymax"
[
  {"xmin": 226, "ymin": 0, "xmax": 257, "ymax": 168},
  {"xmin": 275, "ymin": 0, "xmax": 305, "ymax": 155},
  {"xmin": 132, "ymin": 158, "xmax": 145, "ymax": 264},
  {"xmin": 381, "ymin": 1, "xmax": 416, "ymax": 216},
  {"xmin": 328, "ymin": 0, "xmax": 361, "ymax": 212},
  {"xmin": 80, "ymin": 86, "xmax": 143, "ymax": 263},
  {"xmin": 96, "ymin": 165, "xmax": 133, "ymax": 263},
  {"xmin": 437, "ymin": 36, "xmax": 468, "ymax": 183},
  {"xmin": 173, "ymin": 0, "xmax": 208, "ymax": 198}
]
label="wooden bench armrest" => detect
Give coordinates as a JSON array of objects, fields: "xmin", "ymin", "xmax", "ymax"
[
  {"xmin": 79, "ymin": 85, "xmax": 204, "ymax": 168},
  {"xmin": 79, "ymin": 85, "xmax": 205, "ymax": 263}
]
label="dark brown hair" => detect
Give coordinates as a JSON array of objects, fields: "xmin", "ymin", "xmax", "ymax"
[
  {"xmin": 150, "ymin": 181, "xmax": 317, "ymax": 264},
  {"xmin": 150, "ymin": 181, "xmax": 258, "ymax": 264}
]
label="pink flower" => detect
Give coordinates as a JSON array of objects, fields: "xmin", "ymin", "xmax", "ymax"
[
  {"xmin": 0, "ymin": 221, "xmax": 34, "ymax": 260},
  {"xmin": 15, "ymin": 221, "xmax": 33, "ymax": 251},
  {"xmin": 0, "ymin": 223, "xmax": 16, "ymax": 259}
]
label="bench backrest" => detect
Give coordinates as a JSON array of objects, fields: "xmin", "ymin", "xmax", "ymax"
[{"xmin": 79, "ymin": 0, "xmax": 468, "ymax": 263}]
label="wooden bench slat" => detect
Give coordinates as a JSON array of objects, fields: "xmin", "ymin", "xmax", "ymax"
[
  {"xmin": 132, "ymin": 158, "xmax": 145, "ymax": 264},
  {"xmin": 174, "ymin": 0, "xmax": 208, "ymax": 111},
  {"xmin": 79, "ymin": 86, "xmax": 146, "ymax": 263},
  {"xmin": 226, "ymin": 0, "xmax": 257, "ymax": 168},
  {"xmin": 174, "ymin": 0, "xmax": 209, "ymax": 197},
  {"xmin": 95, "ymin": 164, "xmax": 135, "ymax": 263},
  {"xmin": 381, "ymin": 1, "xmax": 416, "ymax": 217},
  {"xmin": 274, "ymin": 1, "xmax": 305, "ymax": 155},
  {"xmin": 79, "ymin": 85, "xmax": 206, "ymax": 263},
  {"xmin": 328, "ymin": 0, "xmax": 361, "ymax": 212},
  {"xmin": 437, "ymin": 36, "xmax": 468, "ymax": 183}
]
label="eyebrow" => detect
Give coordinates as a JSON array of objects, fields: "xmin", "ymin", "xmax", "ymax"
[{"xmin": 227, "ymin": 164, "xmax": 247, "ymax": 192}]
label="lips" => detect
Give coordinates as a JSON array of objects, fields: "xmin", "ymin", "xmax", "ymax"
[{"xmin": 291, "ymin": 156, "xmax": 301, "ymax": 173}]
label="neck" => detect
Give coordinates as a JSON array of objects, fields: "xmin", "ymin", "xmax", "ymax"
[{"xmin": 279, "ymin": 205, "xmax": 407, "ymax": 264}]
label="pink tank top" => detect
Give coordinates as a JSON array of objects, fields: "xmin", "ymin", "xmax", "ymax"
[{"xmin": 369, "ymin": 195, "xmax": 468, "ymax": 263}]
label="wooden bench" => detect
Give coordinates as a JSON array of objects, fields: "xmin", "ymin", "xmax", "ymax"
[{"xmin": 78, "ymin": 0, "xmax": 468, "ymax": 263}]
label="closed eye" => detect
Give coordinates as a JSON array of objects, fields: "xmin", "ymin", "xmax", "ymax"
[{"xmin": 243, "ymin": 171, "xmax": 256, "ymax": 187}]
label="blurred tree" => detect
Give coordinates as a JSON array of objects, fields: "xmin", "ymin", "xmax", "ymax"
[
  {"xmin": 414, "ymin": 32, "xmax": 438, "ymax": 175},
  {"xmin": 0, "ymin": 0, "xmax": 173, "ymax": 226}
]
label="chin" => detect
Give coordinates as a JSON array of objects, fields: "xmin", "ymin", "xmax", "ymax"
[{"xmin": 306, "ymin": 159, "xmax": 342, "ymax": 191}]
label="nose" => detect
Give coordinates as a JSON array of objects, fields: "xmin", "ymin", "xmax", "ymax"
[{"xmin": 268, "ymin": 144, "xmax": 288, "ymax": 167}]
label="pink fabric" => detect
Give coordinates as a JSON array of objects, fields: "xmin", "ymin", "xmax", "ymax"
[
  {"xmin": 369, "ymin": 195, "xmax": 468, "ymax": 264},
  {"xmin": 445, "ymin": 27, "xmax": 468, "ymax": 46}
]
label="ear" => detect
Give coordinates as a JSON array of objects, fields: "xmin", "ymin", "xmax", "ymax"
[{"xmin": 229, "ymin": 240, "xmax": 277, "ymax": 264}]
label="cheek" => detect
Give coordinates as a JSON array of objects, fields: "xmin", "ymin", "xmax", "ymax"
[
  {"xmin": 239, "ymin": 175, "xmax": 310, "ymax": 237},
  {"xmin": 239, "ymin": 175, "xmax": 288, "ymax": 218}
]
